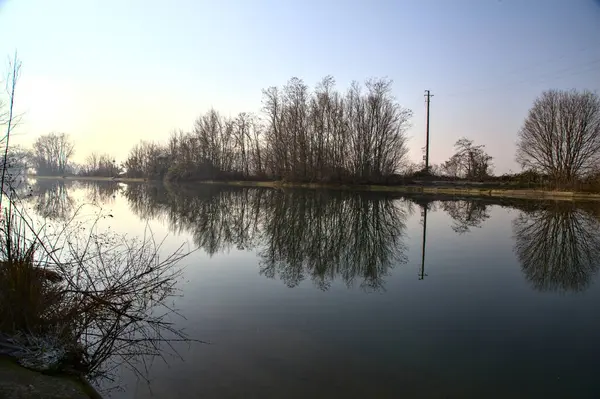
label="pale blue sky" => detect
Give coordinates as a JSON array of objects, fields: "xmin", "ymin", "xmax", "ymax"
[{"xmin": 1, "ymin": 0, "xmax": 599, "ymax": 172}]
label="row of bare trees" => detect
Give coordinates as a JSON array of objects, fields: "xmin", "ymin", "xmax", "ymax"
[
  {"xmin": 122, "ymin": 76, "xmax": 412, "ymax": 183},
  {"xmin": 24, "ymin": 88, "xmax": 600, "ymax": 189},
  {"xmin": 261, "ymin": 77, "xmax": 411, "ymax": 181}
]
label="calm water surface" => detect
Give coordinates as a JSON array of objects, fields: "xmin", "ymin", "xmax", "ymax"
[{"xmin": 25, "ymin": 180, "xmax": 600, "ymax": 398}]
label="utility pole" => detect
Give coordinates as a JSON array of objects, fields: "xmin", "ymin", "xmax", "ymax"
[{"xmin": 424, "ymin": 90, "xmax": 433, "ymax": 173}]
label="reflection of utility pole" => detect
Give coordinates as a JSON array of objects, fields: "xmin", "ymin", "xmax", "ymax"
[
  {"xmin": 424, "ymin": 90, "xmax": 433, "ymax": 173},
  {"xmin": 419, "ymin": 205, "xmax": 428, "ymax": 280}
]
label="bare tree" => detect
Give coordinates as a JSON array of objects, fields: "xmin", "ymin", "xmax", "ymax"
[
  {"xmin": 442, "ymin": 138, "xmax": 493, "ymax": 179},
  {"xmin": 262, "ymin": 86, "xmax": 286, "ymax": 178},
  {"xmin": 516, "ymin": 90, "xmax": 600, "ymax": 185},
  {"xmin": 123, "ymin": 141, "xmax": 169, "ymax": 179},
  {"xmin": 32, "ymin": 132, "xmax": 75, "ymax": 176},
  {"xmin": 193, "ymin": 109, "xmax": 235, "ymax": 174},
  {"xmin": 345, "ymin": 78, "xmax": 411, "ymax": 181},
  {"xmin": 1, "ymin": 52, "xmax": 22, "ymax": 196},
  {"xmin": 282, "ymin": 77, "xmax": 310, "ymax": 180},
  {"xmin": 232, "ymin": 113, "xmax": 251, "ymax": 177},
  {"xmin": 308, "ymin": 76, "xmax": 348, "ymax": 181},
  {"xmin": 82, "ymin": 152, "xmax": 99, "ymax": 175}
]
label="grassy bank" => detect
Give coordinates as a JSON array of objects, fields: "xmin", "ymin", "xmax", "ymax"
[
  {"xmin": 29, "ymin": 175, "xmax": 147, "ymax": 183},
  {"xmin": 183, "ymin": 180, "xmax": 600, "ymax": 201},
  {"xmin": 31, "ymin": 175, "xmax": 600, "ymax": 201}
]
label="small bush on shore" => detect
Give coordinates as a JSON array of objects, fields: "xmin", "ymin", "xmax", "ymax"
[{"xmin": 0, "ymin": 199, "xmax": 197, "ymax": 382}]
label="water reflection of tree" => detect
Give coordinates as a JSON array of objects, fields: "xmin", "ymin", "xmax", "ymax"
[
  {"xmin": 513, "ymin": 203, "xmax": 600, "ymax": 292},
  {"xmin": 30, "ymin": 181, "xmax": 75, "ymax": 221},
  {"xmin": 124, "ymin": 183, "xmax": 171, "ymax": 224},
  {"xmin": 76, "ymin": 180, "xmax": 121, "ymax": 205},
  {"xmin": 185, "ymin": 187, "xmax": 264, "ymax": 254},
  {"xmin": 126, "ymin": 184, "xmax": 266, "ymax": 255},
  {"xmin": 125, "ymin": 185, "xmax": 409, "ymax": 291},
  {"xmin": 259, "ymin": 191, "xmax": 409, "ymax": 290},
  {"xmin": 441, "ymin": 199, "xmax": 490, "ymax": 234}
]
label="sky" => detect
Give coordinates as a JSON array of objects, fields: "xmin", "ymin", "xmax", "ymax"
[{"xmin": 0, "ymin": 0, "xmax": 599, "ymax": 173}]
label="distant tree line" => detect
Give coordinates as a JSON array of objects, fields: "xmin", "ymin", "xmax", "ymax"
[
  {"xmin": 23, "ymin": 86, "xmax": 600, "ymax": 191},
  {"xmin": 79, "ymin": 152, "xmax": 120, "ymax": 177}
]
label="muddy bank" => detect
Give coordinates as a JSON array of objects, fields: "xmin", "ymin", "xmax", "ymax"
[
  {"xmin": 30, "ymin": 175, "xmax": 600, "ymax": 201},
  {"xmin": 0, "ymin": 356, "xmax": 101, "ymax": 399}
]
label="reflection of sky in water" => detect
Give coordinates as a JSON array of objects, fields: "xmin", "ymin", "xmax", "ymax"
[{"xmin": 22, "ymin": 181, "xmax": 600, "ymax": 398}]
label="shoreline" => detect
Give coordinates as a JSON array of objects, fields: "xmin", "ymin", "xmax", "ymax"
[
  {"xmin": 171, "ymin": 180, "xmax": 600, "ymax": 201},
  {"xmin": 30, "ymin": 175, "xmax": 600, "ymax": 201},
  {"xmin": 29, "ymin": 175, "xmax": 147, "ymax": 183},
  {"xmin": 0, "ymin": 355, "xmax": 102, "ymax": 399}
]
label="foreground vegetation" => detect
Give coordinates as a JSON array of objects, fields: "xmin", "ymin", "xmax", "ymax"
[{"xmin": 1, "ymin": 55, "xmax": 199, "ymax": 393}]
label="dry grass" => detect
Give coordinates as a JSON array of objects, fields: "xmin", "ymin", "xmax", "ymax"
[
  {"xmin": 0, "ymin": 199, "xmax": 199, "ymax": 383},
  {"xmin": 0, "ymin": 204, "xmax": 63, "ymax": 336}
]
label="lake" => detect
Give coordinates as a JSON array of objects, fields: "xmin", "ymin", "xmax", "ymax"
[{"xmin": 22, "ymin": 180, "xmax": 600, "ymax": 398}]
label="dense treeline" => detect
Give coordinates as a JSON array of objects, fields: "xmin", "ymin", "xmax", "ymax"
[{"xmin": 123, "ymin": 76, "xmax": 412, "ymax": 183}]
